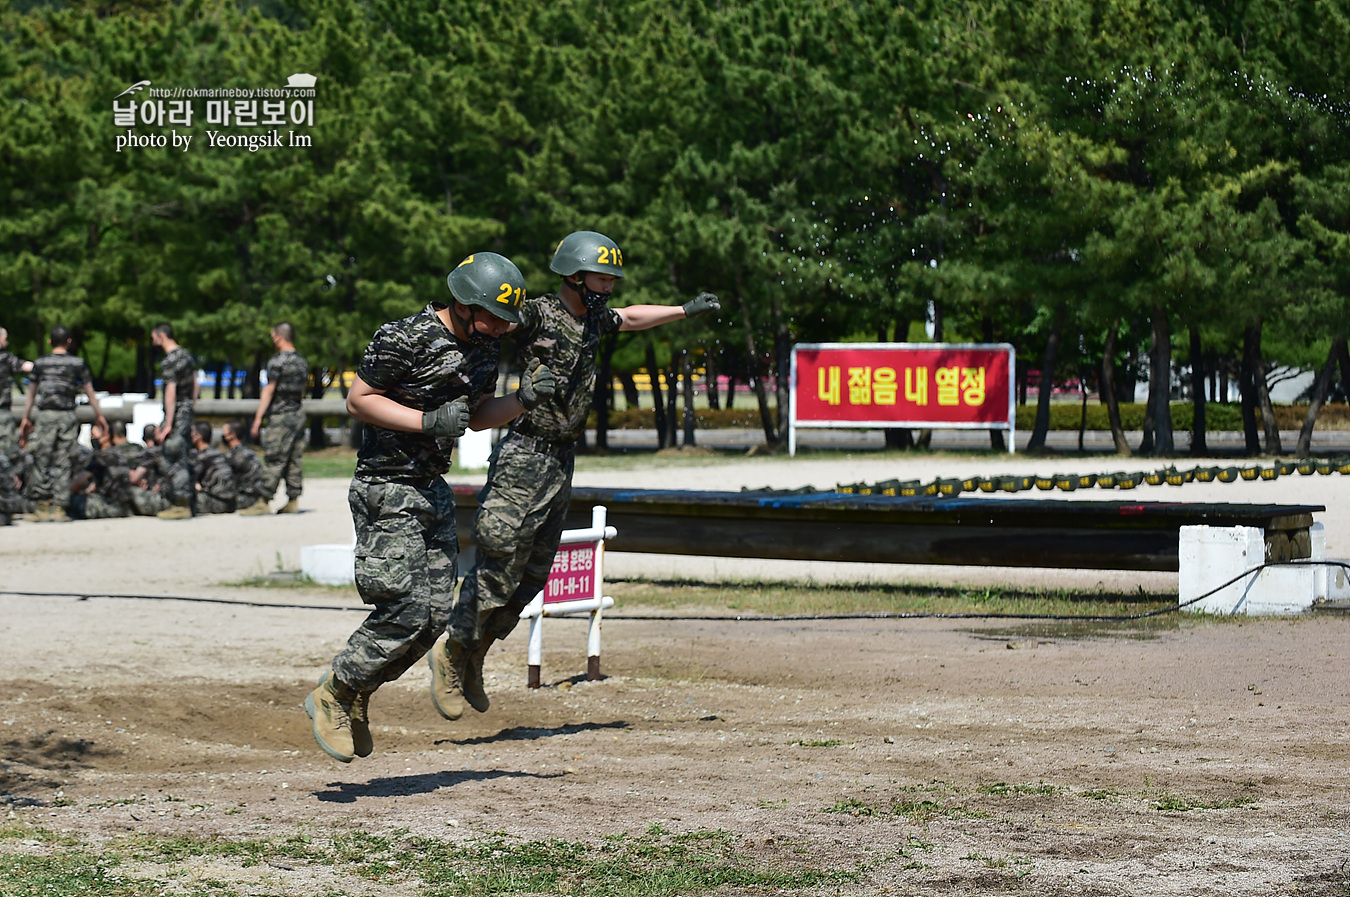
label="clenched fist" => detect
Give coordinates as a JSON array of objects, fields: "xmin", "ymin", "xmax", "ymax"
[
  {"xmin": 516, "ymin": 359, "xmax": 557, "ymax": 411},
  {"xmin": 682, "ymin": 291, "xmax": 721, "ymax": 318},
  {"xmin": 422, "ymin": 396, "xmax": 471, "ymax": 438}
]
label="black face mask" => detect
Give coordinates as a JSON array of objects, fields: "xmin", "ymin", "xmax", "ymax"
[
  {"xmin": 454, "ymin": 306, "xmax": 499, "ymax": 350},
  {"xmin": 570, "ymin": 277, "xmax": 611, "ymax": 312}
]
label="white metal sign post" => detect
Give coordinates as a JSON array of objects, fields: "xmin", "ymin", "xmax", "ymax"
[{"xmin": 519, "ymin": 506, "xmax": 617, "ymax": 688}]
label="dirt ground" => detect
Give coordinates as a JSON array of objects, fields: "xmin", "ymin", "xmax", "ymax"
[{"xmin": 2, "ymin": 452, "xmax": 1349, "ymax": 895}]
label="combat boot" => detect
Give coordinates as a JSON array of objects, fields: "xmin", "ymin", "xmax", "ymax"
[
  {"xmin": 428, "ymin": 640, "xmax": 468, "ymax": 721},
  {"xmin": 277, "ymin": 498, "xmax": 300, "ymax": 514},
  {"xmin": 0, "ymin": 513, "xmax": 10, "ymax": 527},
  {"xmin": 237, "ymin": 498, "xmax": 271, "ymax": 516},
  {"xmin": 318, "ymin": 672, "xmax": 373, "ymax": 757},
  {"xmin": 304, "ymin": 671, "xmax": 356, "ymax": 762},
  {"xmin": 30, "ymin": 501, "xmax": 50, "ymax": 522},
  {"xmin": 49, "ymin": 504, "xmax": 70, "ymax": 523},
  {"xmin": 157, "ymin": 504, "xmax": 192, "ymax": 520},
  {"xmin": 463, "ymin": 639, "xmax": 492, "ymax": 713}
]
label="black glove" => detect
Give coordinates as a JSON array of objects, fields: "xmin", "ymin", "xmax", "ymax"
[
  {"xmin": 421, "ymin": 397, "xmax": 471, "ymax": 438},
  {"xmin": 682, "ymin": 291, "xmax": 721, "ymax": 318},
  {"xmin": 516, "ymin": 359, "xmax": 557, "ymax": 411}
]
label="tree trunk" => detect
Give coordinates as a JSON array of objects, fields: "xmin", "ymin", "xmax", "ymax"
[
  {"xmin": 617, "ymin": 371, "xmax": 639, "ymax": 409},
  {"xmin": 1077, "ymin": 369, "xmax": 1088, "ymax": 452},
  {"xmin": 1337, "ymin": 338, "xmax": 1350, "ymax": 408},
  {"xmin": 1189, "ymin": 326, "xmax": 1208, "ymax": 456},
  {"xmin": 738, "ymin": 293, "xmax": 777, "ymax": 445},
  {"xmin": 645, "ymin": 343, "xmax": 667, "ymax": 448},
  {"xmin": 885, "ymin": 428, "xmax": 914, "ymax": 449},
  {"xmin": 1296, "ymin": 336, "xmax": 1344, "ymax": 457},
  {"xmin": 1139, "ymin": 383, "xmax": 1156, "ymax": 454},
  {"xmin": 309, "ymin": 367, "xmax": 328, "ymax": 450},
  {"xmin": 773, "ymin": 317, "xmax": 791, "ymax": 444},
  {"xmin": 664, "ymin": 364, "xmax": 680, "ymax": 448},
  {"xmin": 1148, "ymin": 306, "xmax": 1174, "ymax": 455},
  {"xmin": 681, "ymin": 349, "xmax": 697, "ymax": 446},
  {"xmin": 1101, "ymin": 321, "xmax": 1132, "ymax": 456},
  {"xmin": 1239, "ymin": 326, "xmax": 1262, "ymax": 454},
  {"xmin": 1025, "ymin": 307, "xmax": 1063, "ymax": 452},
  {"xmin": 592, "ymin": 334, "xmax": 616, "ymax": 451},
  {"xmin": 1249, "ymin": 320, "xmax": 1282, "ymax": 453},
  {"xmin": 724, "ymin": 359, "xmax": 736, "ymax": 410},
  {"xmin": 212, "ymin": 361, "xmax": 224, "ymax": 400},
  {"xmin": 705, "ymin": 350, "xmax": 720, "ymax": 410}
]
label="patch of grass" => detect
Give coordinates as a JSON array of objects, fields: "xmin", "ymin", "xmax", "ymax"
[
  {"xmin": 0, "ymin": 825, "xmax": 852, "ymax": 897},
  {"xmin": 1078, "ymin": 788, "xmax": 1121, "ymax": 801},
  {"xmin": 825, "ymin": 796, "xmax": 986, "ymax": 822},
  {"xmin": 1151, "ymin": 793, "xmax": 1258, "ymax": 812},
  {"xmin": 610, "ymin": 578, "xmax": 1180, "ymax": 621},
  {"xmin": 793, "ymin": 739, "xmax": 843, "ymax": 747},
  {"xmin": 977, "ymin": 781, "xmax": 1064, "ymax": 797}
]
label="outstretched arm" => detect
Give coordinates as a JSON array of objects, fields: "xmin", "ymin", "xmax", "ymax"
[{"xmin": 617, "ymin": 292, "xmax": 720, "ymax": 332}]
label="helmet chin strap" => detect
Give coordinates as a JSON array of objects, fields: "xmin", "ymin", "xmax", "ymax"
[
  {"xmin": 453, "ymin": 305, "xmax": 497, "ymax": 349},
  {"xmin": 568, "ymin": 276, "xmax": 611, "ymax": 312}
]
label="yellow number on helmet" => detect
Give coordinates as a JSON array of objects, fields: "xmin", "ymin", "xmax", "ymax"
[
  {"xmin": 496, "ymin": 282, "xmax": 513, "ymax": 303},
  {"xmin": 597, "ymin": 246, "xmax": 609, "ymax": 265},
  {"xmin": 457, "ymin": 255, "xmax": 475, "ymax": 268}
]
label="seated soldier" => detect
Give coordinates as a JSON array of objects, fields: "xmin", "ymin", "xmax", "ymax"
[
  {"xmin": 220, "ymin": 421, "xmax": 267, "ymax": 512},
  {"xmin": 70, "ymin": 420, "xmax": 134, "ymax": 519},
  {"xmin": 190, "ymin": 420, "xmax": 236, "ymax": 514},
  {"xmin": 0, "ymin": 453, "xmax": 23, "ymax": 526},
  {"xmin": 127, "ymin": 421, "xmax": 170, "ymax": 516}
]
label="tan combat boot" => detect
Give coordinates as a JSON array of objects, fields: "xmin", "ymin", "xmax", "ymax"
[
  {"xmin": 317, "ymin": 672, "xmax": 373, "ymax": 758},
  {"xmin": 304, "ymin": 671, "xmax": 357, "ymax": 762},
  {"xmin": 428, "ymin": 641, "xmax": 468, "ymax": 721},
  {"xmin": 463, "ymin": 639, "xmax": 492, "ymax": 713},
  {"xmin": 237, "ymin": 498, "xmax": 271, "ymax": 516},
  {"xmin": 49, "ymin": 504, "xmax": 70, "ymax": 523},
  {"xmin": 157, "ymin": 504, "xmax": 192, "ymax": 520},
  {"xmin": 30, "ymin": 501, "xmax": 51, "ymax": 522},
  {"xmin": 277, "ymin": 499, "xmax": 300, "ymax": 514}
]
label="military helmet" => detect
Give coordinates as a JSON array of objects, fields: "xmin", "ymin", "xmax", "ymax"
[
  {"xmin": 549, "ymin": 231, "xmax": 626, "ymax": 279},
  {"xmin": 445, "ymin": 251, "xmax": 526, "ymax": 324}
]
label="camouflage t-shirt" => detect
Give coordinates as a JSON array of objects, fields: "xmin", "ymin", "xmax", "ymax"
[
  {"xmin": 87, "ymin": 445, "xmax": 133, "ymax": 507},
  {"xmin": 0, "ymin": 351, "xmax": 27, "ymax": 410},
  {"xmin": 160, "ymin": 347, "xmax": 196, "ymax": 410},
  {"xmin": 32, "ymin": 353, "xmax": 91, "ymax": 411},
  {"xmin": 195, "ymin": 447, "xmax": 236, "ymax": 502},
  {"xmin": 265, "ymin": 350, "xmax": 309, "ymax": 415},
  {"xmin": 508, "ymin": 293, "xmax": 622, "ymax": 443},
  {"xmin": 225, "ymin": 444, "xmax": 265, "ymax": 492},
  {"xmin": 355, "ymin": 304, "xmax": 501, "ymax": 483}
]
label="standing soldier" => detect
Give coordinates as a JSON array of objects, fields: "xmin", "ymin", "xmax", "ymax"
[
  {"xmin": 241, "ymin": 323, "xmax": 309, "ymax": 515},
  {"xmin": 151, "ymin": 323, "xmax": 197, "ymax": 520},
  {"xmin": 221, "ymin": 421, "xmax": 267, "ymax": 512},
  {"xmin": 304, "ymin": 251, "xmax": 555, "ymax": 763},
  {"xmin": 0, "ymin": 326, "xmax": 35, "ymax": 463},
  {"xmin": 18, "ymin": 326, "xmax": 108, "ymax": 523},
  {"xmin": 190, "ymin": 421, "xmax": 236, "ymax": 514},
  {"xmin": 441, "ymin": 231, "xmax": 719, "ymax": 718}
]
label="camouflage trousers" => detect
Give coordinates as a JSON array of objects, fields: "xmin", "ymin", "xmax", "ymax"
[
  {"xmin": 161, "ymin": 404, "xmax": 194, "ymax": 508},
  {"xmin": 130, "ymin": 487, "xmax": 170, "ymax": 516},
  {"xmin": 196, "ymin": 492, "xmax": 235, "ymax": 515},
  {"xmin": 25, "ymin": 409, "xmax": 79, "ymax": 507},
  {"xmin": 71, "ymin": 493, "xmax": 132, "ymax": 519},
  {"xmin": 260, "ymin": 410, "xmax": 305, "ymax": 500},
  {"xmin": 331, "ymin": 477, "xmax": 459, "ymax": 694},
  {"xmin": 450, "ymin": 433, "xmax": 573, "ymax": 649},
  {"xmin": 0, "ymin": 453, "xmax": 26, "ymax": 515}
]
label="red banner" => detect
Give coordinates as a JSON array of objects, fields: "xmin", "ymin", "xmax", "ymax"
[{"xmin": 792, "ymin": 344, "xmax": 1013, "ymax": 426}]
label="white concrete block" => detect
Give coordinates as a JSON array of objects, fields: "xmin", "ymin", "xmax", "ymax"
[
  {"xmin": 131, "ymin": 402, "xmax": 164, "ymax": 445},
  {"xmin": 1179, "ymin": 524, "xmax": 1326, "ymax": 615},
  {"xmin": 301, "ymin": 543, "xmax": 355, "ymax": 586}
]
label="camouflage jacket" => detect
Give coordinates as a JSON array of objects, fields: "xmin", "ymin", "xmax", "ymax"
[
  {"xmin": 31, "ymin": 353, "xmax": 91, "ymax": 412},
  {"xmin": 265, "ymin": 350, "xmax": 309, "ymax": 415},
  {"xmin": 0, "ymin": 350, "xmax": 27, "ymax": 410},
  {"xmin": 224, "ymin": 444, "xmax": 265, "ymax": 493},
  {"xmin": 355, "ymin": 305, "xmax": 500, "ymax": 483},
  {"xmin": 195, "ymin": 447, "xmax": 236, "ymax": 502},
  {"xmin": 508, "ymin": 292, "xmax": 622, "ymax": 443},
  {"xmin": 160, "ymin": 347, "xmax": 196, "ymax": 410},
  {"xmin": 87, "ymin": 445, "xmax": 133, "ymax": 507}
]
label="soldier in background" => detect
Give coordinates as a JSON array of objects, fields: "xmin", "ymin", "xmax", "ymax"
[
  {"xmin": 19, "ymin": 325, "xmax": 107, "ymax": 523},
  {"xmin": 0, "ymin": 453, "xmax": 24, "ymax": 526},
  {"xmin": 0, "ymin": 326, "xmax": 34, "ymax": 462},
  {"xmin": 127, "ymin": 423, "xmax": 169, "ymax": 515},
  {"xmin": 241, "ymin": 322, "xmax": 308, "ymax": 515},
  {"xmin": 151, "ymin": 322, "xmax": 197, "ymax": 520},
  {"xmin": 221, "ymin": 420, "xmax": 267, "ymax": 512},
  {"xmin": 70, "ymin": 420, "xmax": 134, "ymax": 519},
  {"xmin": 189, "ymin": 421, "xmax": 236, "ymax": 515}
]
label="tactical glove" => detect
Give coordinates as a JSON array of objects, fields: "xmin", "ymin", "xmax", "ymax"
[
  {"xmin": 516, "ymin": 359, "xmax": 557, "ymax": 411},
  {"xmin": 682, "ymin": 291, "xmax": 721, "ymax": 318},
  {"xmin": 422, "ymin": 397, "xmax": 471, "ymax": 438}
]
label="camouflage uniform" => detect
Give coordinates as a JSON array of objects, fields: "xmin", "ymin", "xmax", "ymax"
[
  {"xmin": 25, "ymin": 353, "xmax": 92, "ymax": 511},
  {"xmin": 225, "ymin": 444, "xmax": 267, "ymax": 509},
  {"xmin": 451, "ymin": 293, "xmax": 622, "ymax": 647},
  {"xmin": 124, "ymin": 442, "xmax": 170, "ymax": 516},
  {"xmin": 71, "ymin": 444, "xmax": 134, "ymax": 519},
  {"xmin": 0, "ymin": 350, "xmax": 28, "ymax": 462},
  {"xmin": 330, "ymin": 305, "xmax": 500, "ymax": 694},
  {"xmin": 194, "ymin": 446, "xmax": 237, "ymax": 514},
  {"xmin": 159, "ymin": 346, "xmax": 196, "ymax": 510},
  {"xmin": 0, "ymin": 453, "xmax": 25, "ymax": 523},
  {"xmin": 259, "ymin": 349, "xmax": 309, "ymax": 501}
]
